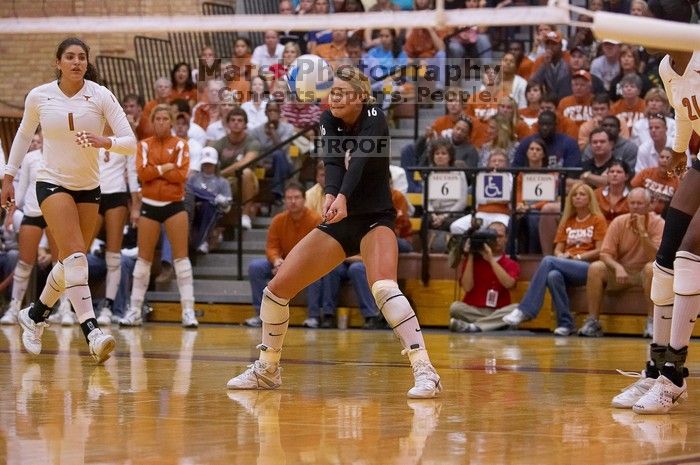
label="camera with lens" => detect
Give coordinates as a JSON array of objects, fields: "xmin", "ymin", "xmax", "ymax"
[
  {"xmin": 447, "ymin": 218, "xmax": 500, "ymax": 268},
  {"xmin": 468, "ymin": 228, "xmax": 499, "ymax": 254}
]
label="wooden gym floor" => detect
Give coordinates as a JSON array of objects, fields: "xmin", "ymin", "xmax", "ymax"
[{"xmin": 1, "ymin": 324, "xmax": 699, "ymax": 465}]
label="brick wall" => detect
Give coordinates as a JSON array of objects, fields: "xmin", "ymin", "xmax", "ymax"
[{"xmin": 0, "ymin": 0, "xmax": 233, "ymax": 116}]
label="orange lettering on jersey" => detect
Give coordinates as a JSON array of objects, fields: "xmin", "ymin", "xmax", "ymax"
[{"xmin": 566, "ymin": 225, "xmax": 594, "ymax": 247}]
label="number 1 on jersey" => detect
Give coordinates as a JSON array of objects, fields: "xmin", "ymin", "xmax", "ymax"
[
  {"xmin": 68, "ymin": 112, "xmax": 75, "ymax": 131},
  {"xmin": 682, "ymin": 96, "xmax": 700, "ymax": 121}
]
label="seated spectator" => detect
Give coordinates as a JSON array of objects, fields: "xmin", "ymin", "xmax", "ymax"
[
  {"xmin": 424, "ymin": 139, "xmax": 468, "ymax": 252},
  {"xmin": 531, "ymin": 31, "xmax": 571, "ymax": 101},
  {"xmin": 438, "ymin": 116, "xmax": 480, "ymax": 168},
  {"xmin": 635, "ymin": 113, "xmax": 668, "ymax": 173},
  {"xmin": 508, "ymin": 40, "xmax": 535, "ymax": 81},
  {"xmin": 515, "ymin": 139, "xmax": 558, "ymax": 254},
  {"xmin": 315, "ymin": 29, "xmax": 349, "ymax": 69},
  {"xmin": 191, "ymin": 45, "xmax": 217, "ymax": 84},
  {"xmin": 241, "ymin": 76, "xmax": 269, "ymax": 129},
  {"xmin": 278, "ymin": 0, "xmax": 308, "ymax": 54},
  {"xmin": 503, "ymin": 182, "xmax": 608, "ymax": 336},
  {"xmin": 591, "ymin": 39, "xmax": 621, "ymax": 92},
  {"xmin": 192, "ymin": 80, "xmax": 226, "ymax": 131},
  {"xmin": 553, "ymin": 45, "xmax": 606, "ymax": 98},
  {"xmin": 428, "ymin": 88, "xmax": 466, "ymax": 135},
  {"xmin": 448, "ymin": 221, "xmax": 520, "ymax": 333},
  {"xmin": 557, "ymin": 70, "xmax": 594, "ymax": 128},
  {"xmin": 225, "ymin": 37, "xmax": 254, "ymax": 104},
  {"xmin": 497, "ymin": 52, "xmax": 528, "ymax": 109},
  {"xmin": 174, "ymin": 113, "xmax": 203, "ymax": 173},
  {"xmin": 170, "ymin": 63, "xmax": 197, "ymax": 109},
  {"xmin": 471, "ymin": 96, "xmax": 529, "ymax": 149},
  {"xmin": 249, "ymin": 101, "xmax": 296, "ymax": 200},
  {"xmin": 245, "ymin": 182, "xmax": 322, "ymax": 327},
  {"xmin": 520, "ymin": 81, "xmax": 544, "ymax": 128},
  {"xmin": 281, "ymin": 98, "xmax": 322, "ymax": 130},
  {"xmin": 450, "ymin": 150, "xmax": 513, "ymax": 233},
  {"xmin": 321, "ymin": 256, "xmax": 385, "ymax": 329},
  {"xmin": 251, "ymin": 30, "xmax": 284, "ymax": 77},
  {"xmin": 608, "ymin": 45, "xmax": 652, "ymax": 103},
  {"xmin": 527, "ymin": 24, "xmax": 567, "ymax": 63},
  {"xmin": 268, "ymin": 41, "xmax": 301, "ymax": 81},
  {"xmin": 582, "ymin": 115, "xmax": 638, "ymax": 170},
  {"xmin": 631, "ymin": 88, "xmax": 676, "ymax": 147},
  {"xmin": 205, "ymin": 99, "xmax": 238, "ymax": 143},
  {"xmin": 578, "ymin": 93, "xmax": 630, "ymax": 151},
  {"xmin": 513, "ymin": 111, "xmax": 581, "ymax": 168},
  {"xmin": 209, "ymin": 108, "xmax": 262, "ymax": 230},
  {"xmin": 447, "ymin": 23, "xmax": 492, "ymax": 60},
  {"xmin": 364, "ymin": 28, "xmax": 409, "ymax": 96},
  {"xmin": 122, "ymin": 93, "xmax": 152, "ymax": 141},
  {"xmin": 465, "ymin": 65, "xmax": 499, "ymax": 125},
  {"xmin": 143, "ymin": 77, "xmax": 173, "ymax": 124},
  {"xmin": 477, "ymin": 115, "xmax": 519, "ymax": 167},
  {"xmin": 581, "ymin": 127, "xmax": 618, "ymax": 188},
  {"xmin": 537, "ymin": 94, "xmax": 579, "ymax": 140},
  {"xmin": 403, "ymin": 2, "xmax": 447, "ymax": 65},
  {"xmin": 306, "ymin": 0, "xmax": 333, "ymax": 54},
  {"xmin": 630, "ymin": 147, "xmax": 679, "ymax": 216},
  {"xmin": 610, "ymin": 74, "xmax": 646, "ymax": 133},
  {"xmin": 578, "ymin": 188, "xmax": 663, "ymax": 337},
  {"xmin": 185, "ymin": 148, "xmax": 232, "ymax": 254},
  {"xmin": 594, "ymin": 159, "xmax": 631, "ymax": 223}
]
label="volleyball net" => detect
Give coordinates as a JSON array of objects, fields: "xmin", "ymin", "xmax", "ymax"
[{"xmin": 0, "ymin": 1, "xmax": 697, "ymax": 52}]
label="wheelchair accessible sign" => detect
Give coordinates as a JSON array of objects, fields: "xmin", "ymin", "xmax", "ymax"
[{"xmin": 476, "ymin": 172, "xmax": 512, "ymax": 203}]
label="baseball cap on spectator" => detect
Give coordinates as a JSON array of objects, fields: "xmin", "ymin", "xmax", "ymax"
[
  {"xmin": 544, "ymin": 31, "xmax": 562, "ymax": 43},
  {"xmin": 572, "ymin": 70, "xmax": 592, "ymax": 81},
  {"xmin": 602, "ymin": 39, "xmax": 621, "ymax": 45},
  {"xmin": 570, "ymin": 45, "xmax": 589, "ymax": 56},
  {"xmin": 199, "ymin": 147, "xmax": 219, "ymax": 166}
]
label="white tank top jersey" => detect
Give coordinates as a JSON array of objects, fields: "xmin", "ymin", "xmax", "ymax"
[
  {"xmin": 15, "ymin": 149, "xmax": 42, "ymax": 217},
  {"xmin": 98, "ymin": 148, "xmax": 139, "ymax": 195},
  {"xmin": 6, "ymin": 80, "xmax": 136, "ymax": 190},
  {"xmin": 659, "ymin": 51, "xmax": 700, "ymax": 156}
]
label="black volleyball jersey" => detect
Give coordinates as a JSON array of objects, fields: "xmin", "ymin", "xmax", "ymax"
[{"xmin": 319, "ymin": 104, "xmax": 393, "ymax": 215}]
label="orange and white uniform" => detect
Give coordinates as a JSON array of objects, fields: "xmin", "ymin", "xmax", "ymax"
[{"xmin": 136, "ymin": 135, "xmax": 189, "ymax": 206}]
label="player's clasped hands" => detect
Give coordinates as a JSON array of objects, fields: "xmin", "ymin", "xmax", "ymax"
[
  {"xmin": 1, "ymin": 182, "xmax": 15, "ymax": 214},
  {"xmin": 75, "ymin": 131, "xmax": 112, "ymax": 149},
  {"xmin": 322, "ymin": 193, "xmax": 347, "ymax": 224}
]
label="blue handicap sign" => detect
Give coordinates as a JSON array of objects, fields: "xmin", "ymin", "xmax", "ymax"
[{"xmin": 483, "ymin": 175, "xmax": 504, "ymax": 198}]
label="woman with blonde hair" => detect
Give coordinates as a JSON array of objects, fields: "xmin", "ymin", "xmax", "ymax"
[
  {"xmin": 118, "ymin": 105, "xmax": 197, "ymax": 328},
  {"xmin": 503, "ymin": 182, "xmax": 608, "ymax": 335},
  {"xmin": 227, "ymin": 66, "xmax": 441, "ymax": 398}
]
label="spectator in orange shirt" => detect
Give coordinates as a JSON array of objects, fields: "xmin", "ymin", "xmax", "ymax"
[
  {"xmin": 404, "ymin": 0, "xmax": 447, "ymax": 61},
  {"xmin": 508, "ymin": 40, "xmax": 535, "ymax": 80},
  {"xmin": 557, "ymin": 70, "xmax": 594, "ymax": 128},
  {"xmin": 143, "ymin": 77, "xmax": 173, "ymax": 123},
  {"xmin": 315, "ymin": 29, "xmax": 349, "ymax": 69},
  {"xmin": 225, "ymin": 37, "xmax": 254, "ymax": 104},
  {"xmin": 594, "ymin": 159, "xmax": 631, "ymax": 224},
  {"xmin": 122, "ymin": 93, "xmax": 152, "ymax": 141},
  {"xmin": 170, "ymin": 63, "xmax": 197, "ymax": 109},
  {"xmin": 245, "ymin": 181, "xmax": 323, "ymax": 327},
  {"xmin": 631, "ymin": 147, "xmax": 680, "ymax": 216},
  {"xmin": 578, "ymin": 93, "xmax": 630, "ymax": 150},
  {"xmin": 429, "ymin": 87, "xmax": 466, "ymax": 135},
  {"xmin": 192, "ymin": 80, "xmax": 226, "ymax": 130},
  {"xmin": 610, "ymin": 74, "xmax": 646, "ymax": 134}
]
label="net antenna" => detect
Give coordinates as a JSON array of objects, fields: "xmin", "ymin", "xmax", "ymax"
[{"xmin": 0, "ymin": 2, "xmax": 696, "ymax": 51}]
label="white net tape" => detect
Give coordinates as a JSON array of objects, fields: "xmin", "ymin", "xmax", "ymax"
[{"xmin": 0, "ymin": 5, "xmax": 696, "ymax": 51}]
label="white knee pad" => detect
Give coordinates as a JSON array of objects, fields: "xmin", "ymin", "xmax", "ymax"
[
  {"xmin": 372, "ymin": 279, "xmax": 413, "ymax": 325},
  {"xmin": 174, "ymin": 258, "xmax": 194, "ymax": 305},
  {"xmin": 260, "ymin": 287, "xmax": 289, "ymax": 324},
  {"xmin": 674, "ymin": 251, "xmax": 700, "ymax": 296},
  {"xmin": 105, "ymin": 251, "xmax": 121, "ymax": 271},
  {"xmin": 133, "ymin": 258, "xmax": 152, "ymax": 282},
  {"xmin": 14, "ymin": 260, "xmax": 33, "ymax": 280},
  {"xmin": 651, "ymin": 261, "xmax": 675, "ymax": 306},
  {"xmin": 63, "ymin": 253, "xmax": 89, "ymax": 287}
]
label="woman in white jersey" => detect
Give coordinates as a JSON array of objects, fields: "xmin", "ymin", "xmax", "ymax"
[
  {"xmin": 1, "ymin": 38, "xmax": 136, "ymax": 363},
  {"xmin": 93, "ymin": 128, "xmax": 141, "ymax": 326},
  {"xmin": 0, "ymin": 130, "xmax": 58, "ymax": 325}
]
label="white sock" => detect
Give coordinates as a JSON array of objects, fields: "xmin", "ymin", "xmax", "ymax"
[
  {"xmin": 104, "ymin": 251, "xmax": 121, "ymax": 301},
  {"xmin": 260, "ymin": 287, "xmax": 290, "ymax": 365},
  {"xmin": 652, "ymin": 305, "xmax": 673, "ymax": 346},
  {"xmin": 130, "ymin": 258, "xmax": 152, "ymax": 311},
  {"xmin": 63, "ymin": 252, "xmax": 94, "ymax": 323},
  {"xmin": 174, "ymin": 257, "xmax": 194, "ymax": 309},
  {"xmin": 372, "ymin": 280, "xmax": 426, "ymax": 351},
  {"xmin": 11, "ymin": 260, "xmax": 33, "ymax": 307}
]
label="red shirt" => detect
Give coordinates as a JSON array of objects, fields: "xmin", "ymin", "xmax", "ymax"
[{"xmin": 459, "ymin": 255, "xmax": 520, "ymax": 309}]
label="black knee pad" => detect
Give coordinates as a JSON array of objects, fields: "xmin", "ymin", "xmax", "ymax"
[{"xmin": 656, "ymin": 207, "xmax": 693, "ymax": 269}]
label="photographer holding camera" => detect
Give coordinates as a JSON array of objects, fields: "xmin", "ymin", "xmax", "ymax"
[{"xmin": 448, "ymin": 221, "xmax": 521, "ymax": 333}]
